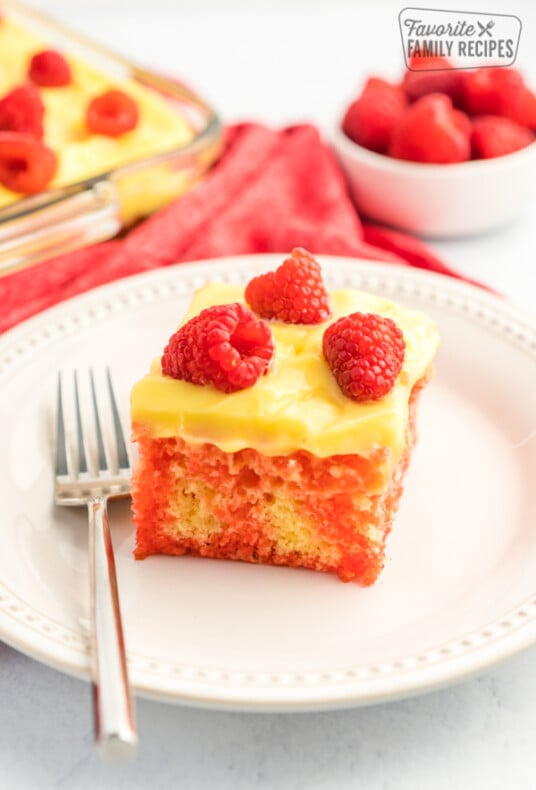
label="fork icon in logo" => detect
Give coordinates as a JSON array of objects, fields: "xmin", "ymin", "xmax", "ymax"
[{"xmin": 478, "ymin": 19, "xmax": 495, "ymax": 37}]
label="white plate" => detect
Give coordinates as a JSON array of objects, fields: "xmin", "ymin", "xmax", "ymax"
[{"xmin": 1, "ymin": 255, "xmax": 536, "ymax": 712}]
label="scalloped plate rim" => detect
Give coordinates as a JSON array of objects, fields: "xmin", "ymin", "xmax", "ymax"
[{"xmin": 1, "ymin": 254, "xmax": 535, "ymax": 711}]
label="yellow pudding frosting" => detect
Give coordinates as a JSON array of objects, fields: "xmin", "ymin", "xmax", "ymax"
[
  {"xmin": 0, "ymin": 18, "xmax": 194, "ymax": 220},
  {"xmin": 131, "ymin": 283, "xmax": 440, "ymax": 463}
]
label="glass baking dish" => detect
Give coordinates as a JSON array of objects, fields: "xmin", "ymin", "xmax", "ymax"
[{"xmin": 0, "ymin": 0, "xmax": 223, "ymax": 276}]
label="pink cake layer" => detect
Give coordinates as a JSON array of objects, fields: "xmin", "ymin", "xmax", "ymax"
[{"xmin": 132, "ymin": 373, "xmax": 430, "ymax": 585}]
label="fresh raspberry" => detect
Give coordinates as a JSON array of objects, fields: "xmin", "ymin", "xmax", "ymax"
[
  {"xmin": 388, "ymin": 93, "xmax": 471, "ymax": 164},
  {"xmin": 471, "ymin": 116, "xmax": 534, "ymax": 159},
  {"xmin": 28, "ymin": 50, "xmax": 72, "ymax": 87},
  {"xmin": 403, "ymin": 55, "xmax": 462, "ymax": 103},
  {"xmin": 520, "ymin": 90, "xmax": 536, "ymax": 131},
  {"xmin": 0, "ymin": 132, "xmax": 57, "ymax": 194},
  {"xmin": 161, "ymin": 303, "xmax": 274, "ymax": 393},
  {"xmin": 342, "ymin": 77, "xmax": 407, "ymax": 154},
  {"xmin": 245, "ymin": 248, "xmax": 331, "ymax": 324},
  {"xmin": 0, "ymin": 84, "xmax": 44, "ymax": 138},
  {"xmin": 322, "ymin": 313, "xmax": 405, "ymax": 402},
  {"xmin": 86, "ymin": 89, "xmax": 139, "ymax": 137},
  {"xmin": 460, "ymin": 67, "xmax": 536, "ymax": 129}
]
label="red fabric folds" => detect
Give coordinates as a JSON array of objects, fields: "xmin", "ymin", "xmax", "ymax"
[{"xmin": 0, "ymin": 122, "xmax": 484, "ymax": 333}]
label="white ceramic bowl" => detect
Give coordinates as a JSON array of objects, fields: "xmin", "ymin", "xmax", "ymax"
[{"xmin": 332, "ymin": 125, "xmax": 536, "ymax": 238}]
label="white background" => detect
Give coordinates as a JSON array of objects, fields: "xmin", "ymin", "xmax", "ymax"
[{"xmin": 2, "ymin": 1, "xmax": 536, "ymax": 788}]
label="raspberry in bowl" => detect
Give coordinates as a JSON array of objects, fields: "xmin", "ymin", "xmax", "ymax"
[{"xmin": 333, "ymin": 61, "xmax": 536, "ymax": 238}]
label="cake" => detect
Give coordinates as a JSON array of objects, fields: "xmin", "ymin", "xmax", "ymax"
[
  {"xmin": 131, "ymin": 250, "xmax": 439, "ymax": 585},
  {"xmin": 0, "ymin": 14, "xmax": 195, "ymax": 221}
]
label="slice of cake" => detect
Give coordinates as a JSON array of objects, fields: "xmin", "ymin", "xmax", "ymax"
[{"xmin": 131, "ymin": 249, "xmax": 439, "ymax": 585}]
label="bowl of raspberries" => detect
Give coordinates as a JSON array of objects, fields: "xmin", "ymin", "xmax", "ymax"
[{"xmin": 333, "ymin": 57, "xmax": 536, "ymax": 237}]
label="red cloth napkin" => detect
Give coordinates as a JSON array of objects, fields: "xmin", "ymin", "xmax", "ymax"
[{"xmin": 0, "ymin": 123, "xmax": 487, "ymax": 333}]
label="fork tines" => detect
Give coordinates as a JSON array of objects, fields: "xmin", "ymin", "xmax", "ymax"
[{"xmin": 55, "ymin": 368, "xmax": 131, "ymax": 500}]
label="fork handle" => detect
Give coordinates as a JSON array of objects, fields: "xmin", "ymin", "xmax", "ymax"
[{"xmin": 88, "ymin": 497, "xmax": 137, "ymax": 759}]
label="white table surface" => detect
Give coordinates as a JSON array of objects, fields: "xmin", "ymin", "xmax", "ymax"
[{"xmin": 2, "ymin": 1, "xmax": 536, "ymax": 788}]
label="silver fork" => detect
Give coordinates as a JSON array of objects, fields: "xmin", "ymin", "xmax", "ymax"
[{"xmin": 55, "ymin": 368, "xmax": 137, "ymax": 759}]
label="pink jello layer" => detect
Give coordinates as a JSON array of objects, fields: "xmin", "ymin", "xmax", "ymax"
[{"xmin": 132, "ymin": 373, "xmax": 429, "ymax": 585}]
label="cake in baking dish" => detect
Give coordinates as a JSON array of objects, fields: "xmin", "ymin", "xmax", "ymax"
[
  {"xmin": 130, "ymin": 249, "xmax": 439, "ymax": 585},
  {"xmin": 0, "ymin": 15, "xmax": 194, "ymax": 220}
]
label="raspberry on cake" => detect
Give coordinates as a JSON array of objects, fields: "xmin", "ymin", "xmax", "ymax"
[
  {"xmin": 245, "ymin": 247, "xmax": 331, "ymax": 324},
  {"xmin": 0, "ymin": 132, "xmax": 57, "ymax": 194},
  {"xmin": 86, "ymin": 89, "xmax": 139, "ymax": 137},
  {"xmin": 161, "ymin": 302, "xmax": 274, "ymax": 392},
  {"xmin": 131, "ymin": 253, "xmax": 439, "ymax": 585},
  {"xmin": 323, "ymin": 312, "xmax": 406, "ymax": 402},
  {"xmin": 0, "ymin": 84, "xmax": 45, "ymax": 138},
  {"xmin": 28, "ymin": 50, "xmax": 72, "ymax": 87},
  {"xmin": 0, "ymin": 14, "xmax": 195, "ymax": 209}
]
